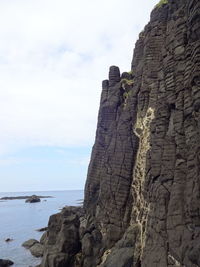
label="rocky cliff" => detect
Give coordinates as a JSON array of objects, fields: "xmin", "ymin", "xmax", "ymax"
[{"xmin": 39, "ymin": 0, "xmax": 200, "ymax": 266}]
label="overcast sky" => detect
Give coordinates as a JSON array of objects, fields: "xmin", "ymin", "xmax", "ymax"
[{"xmin": 0, "ymin": 0, "xmax": 158, "ymax": 192}]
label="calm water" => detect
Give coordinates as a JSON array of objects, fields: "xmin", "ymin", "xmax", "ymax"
[{"xmin": 0, "ymin": 190, "xmax": 84, "ymax": 267}]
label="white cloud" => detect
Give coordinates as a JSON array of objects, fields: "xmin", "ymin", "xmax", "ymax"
[{"xmin": 0, "ymin": 0, "xmax": 159, "ymax": 155}]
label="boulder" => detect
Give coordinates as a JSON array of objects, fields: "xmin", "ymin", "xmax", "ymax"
[
  {"xmin": 0, "ymin": 259, "xmax": 14, "ymax": 267},
  {"xmin": 29, "ymin": 243, "xmax": 44, "ymax": 257},
  {"xmin": 22, "ymin": 238, "xmax": 44, "ymax": 257},
  {"xmin": 22, "ymin": 239, "xmax": 39, "ymax": 248}
]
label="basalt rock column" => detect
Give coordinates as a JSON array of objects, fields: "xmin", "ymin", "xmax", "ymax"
[
  {"xmin": 83, "ymin": 66, "xmax": 138, "ymax": 266},
  {"xmin": 131, "ymin": 0, "xmax": 200, "ymax": 266}
]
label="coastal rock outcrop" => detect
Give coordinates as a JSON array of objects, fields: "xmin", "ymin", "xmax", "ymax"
[
  {"xmin": 0, "ymin": 259, "xmax": 14, "ymax": 267},
  {"xmin": 25, "ymin": 195, "xmax": 41, "ymax": 203},
  {"xmin": 40, "ymin": 206, "xmax": 83, "ymax": 267},
  {"xmin": 40, "ymin": 0, "xmax": 200, "ymax": 266}
]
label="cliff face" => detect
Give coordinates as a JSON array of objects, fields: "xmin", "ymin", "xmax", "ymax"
[{"xmin": 40, "ymin": 0, "xmax": 200, "ymax": 266}]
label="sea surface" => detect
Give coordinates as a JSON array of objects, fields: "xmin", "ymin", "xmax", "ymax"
[{"xmin": 0, "ymin": 190, "xmax": 84, "ymax": 267}]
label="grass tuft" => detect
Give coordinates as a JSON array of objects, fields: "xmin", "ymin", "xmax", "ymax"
[
  {"xmin": 156, "ymin": 0, "xmax": 168, "ymax": 8},
  {"xmin": 121, "ymin": 78, "xmax": 134, "ymax": 86}
]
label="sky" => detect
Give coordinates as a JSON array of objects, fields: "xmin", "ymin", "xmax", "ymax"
[{"xmin": 0, "ymin": 0, "xmax": 159, "ymax": 192}]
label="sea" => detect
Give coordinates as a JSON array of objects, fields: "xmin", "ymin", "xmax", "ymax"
[{"xmin": 0, "ymin": 190, "xmax": 84, "ymax": 267}]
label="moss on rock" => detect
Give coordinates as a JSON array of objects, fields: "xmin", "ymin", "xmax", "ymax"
[{"xmin": 156, "ymin": 0, "xmax": 168, "ymax": 8}]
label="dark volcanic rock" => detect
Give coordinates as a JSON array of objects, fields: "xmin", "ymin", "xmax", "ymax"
[
  {"xmin": 25, "ymin": 195, "xmax": 41, "ymax": 203},
  {"xmin": 40, "ymin": 0, "xmax": 200, "ymax": 266},
  {"xmin": 40, "ymin": 206, "xmax": 83, "ymax": 267},
  {"xmin": 82, "ymin": 63, "xmax": 139, "ymax": 266},
  {"xmin": 108, "ymin": 65, "xmax": 121, "ymax": 86},
  {"xmin": 0, "ymin": 259, "xmax": 14, "ymax": 267}
]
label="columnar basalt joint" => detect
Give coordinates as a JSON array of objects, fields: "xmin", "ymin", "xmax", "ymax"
[
  {"xmin": 102, "ymin": 80, "xmax": 109, "ymax": 90},
  {"xmin": 108, "ymin": 66, "xmax": 120, "ymax": 87}
]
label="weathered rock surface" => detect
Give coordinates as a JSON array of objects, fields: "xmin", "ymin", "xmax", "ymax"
[{"xmin": 39, "ymin": 0, "xmax": 200, "ymax": 266}]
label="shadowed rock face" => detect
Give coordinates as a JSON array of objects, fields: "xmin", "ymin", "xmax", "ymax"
[
  {"xmin": 83, "ymin": 65, "xmax": 139, "ymax": 266},
  {"xmin": 40, "ymin": 0, "xmax": 200, "ymax": 266}
]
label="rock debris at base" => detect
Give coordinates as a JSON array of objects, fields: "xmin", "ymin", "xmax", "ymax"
[{"xmin": 22, "ymin": 239, "xmax": 44, "ymax": 258}]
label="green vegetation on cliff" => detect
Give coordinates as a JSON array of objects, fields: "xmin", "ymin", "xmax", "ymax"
[
  {"xmin": 156, "ymin": 0, "xmax": 168, "ymax": 8},
  {"xmin": 121, "ymin": 78, "xmax": 134, "ymax": 86}
]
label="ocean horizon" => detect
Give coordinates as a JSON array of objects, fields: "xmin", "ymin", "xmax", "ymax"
[{"xmin": 0, "ymin": 189, "xmax": 84, "ymax": 267}]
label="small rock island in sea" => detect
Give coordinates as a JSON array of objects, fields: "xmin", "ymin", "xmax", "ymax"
[
  {"xmin": 0, "ymin": 195, "xmax": 52, "ymax": 202},
  {"xmin": 25, "ymin": 195, "xmax": 41, "ymax": 203}
]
